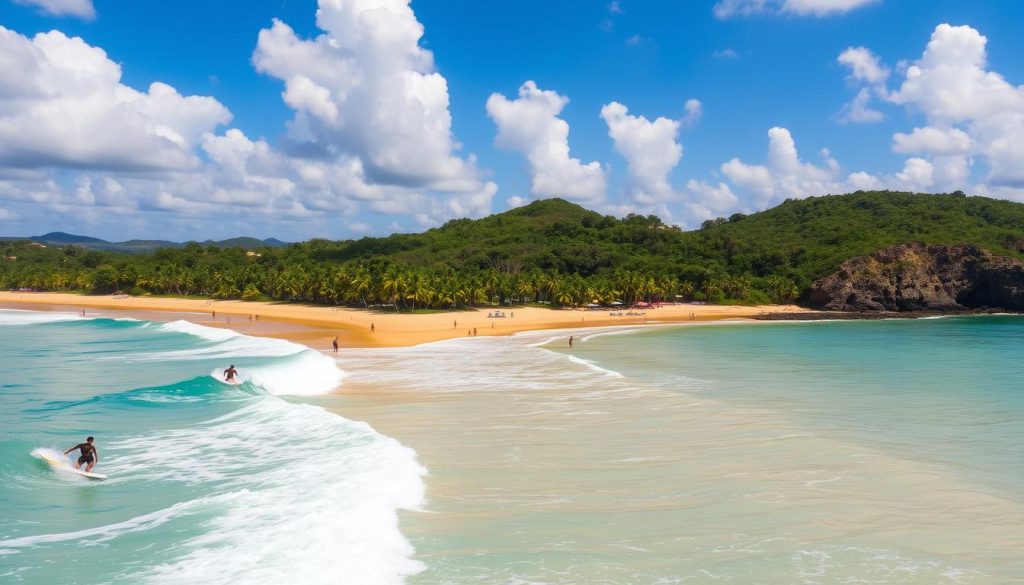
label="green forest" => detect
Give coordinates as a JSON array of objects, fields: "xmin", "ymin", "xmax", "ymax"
[{"xmin": 4, "ymin": 191, "xmax": 1024, "ymax": 309}]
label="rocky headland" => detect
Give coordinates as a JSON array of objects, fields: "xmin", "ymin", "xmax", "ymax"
[{"xmin": 803, "ymin": 243, "xmax": 1024, "ymax": 313}]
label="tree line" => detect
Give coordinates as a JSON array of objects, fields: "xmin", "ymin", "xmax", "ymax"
[
  {"xmin": 0, "ymin": 242, "xmax": 800, "ymax": 308},
  {"xmin": 5, "ymin": 190, "xmax": 1023, "ymax": 310}
]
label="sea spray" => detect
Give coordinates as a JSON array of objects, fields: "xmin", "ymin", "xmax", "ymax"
[
  {"xmin": 0, "ymin": 308, "xmax": 88, "ymax": 326},
  {"xmin": 124, "ymin": 400, "xmax": 426, "ymax": 585},
  {"xmin": 1, "ymin": 311, "xmax": 426, "ymax": 585}
]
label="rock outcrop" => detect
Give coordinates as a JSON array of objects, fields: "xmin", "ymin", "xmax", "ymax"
[{"xmin": 806, "ymin": 244, "xmax": 1024, "ymax": 312}]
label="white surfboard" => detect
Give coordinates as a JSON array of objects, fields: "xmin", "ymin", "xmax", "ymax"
[
  {"xmin": 212, "ymin": 370, "xmax": 242, "ymax": 385},
  {"xmin": 36, "ymin": 450, "xmax": 107, "ymax": 480}
]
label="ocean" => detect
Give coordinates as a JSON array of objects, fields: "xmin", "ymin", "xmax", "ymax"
[
  {"xmin": 2, "ymin": 309, "xmax": 1023, "ymax": 584},
  {"xmin": 339, "ymin": 316, "xmax": 1024, "ymax": 584},
  {"xmin": 0, "ymin": 309, "xmax": 424, "ymax": 585}
]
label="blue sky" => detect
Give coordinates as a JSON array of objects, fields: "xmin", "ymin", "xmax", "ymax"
[{"xmin": 1, "ymin": 0, "xmax": 1023, "ymax": 241}]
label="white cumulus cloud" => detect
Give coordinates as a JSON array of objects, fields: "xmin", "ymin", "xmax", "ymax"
[
  {"xmin": 887, "ymin": 23, "xmax": 1024, "ymax": 190},
  {"xmin": 893, "ymin": 157, "xmax": 934, "ymax": 191},
  {"xmin": 713, "ymin": 0, "xmax": 877, "ymax": 19},
  {"xmin": 836, "ymin": 47, "xmax": 889, "ymax": 123},
  {"xmin": 0, "ymin": 26, "xmax": 231, "ymax": 172},
  {"xmin": 781, "ymin": 0, "xmax": 878, "ymax": 17},
  {"xmin": 685, "ymin": 179, "xmax": 740, "ymax": 220},
  {"xmin": 720, "ymin": 127, "xmax": 849, "ymax": 205},
  {"xmin": 252, "ymin": 0, "xmax": 492, "ymax": 196},
  {"xmin": 837, "ymin": 87, "xmax": 883, "ymax": 124},
  {"xmin": 0, "ymin": 1, "xmax": 502, "ymax": 240},
  {"xmin": 682, "ymin": 99, "xmax": 703, "ymax": 127},
  {"xmin": 487, "ymin": 81, "xmax": 606, "ymax": 203},
  {"xmin": 600, "ymin": 101, "xmax": 682, "ymax": 204},
  {"xmin": 838, "ymin": 46, "xmax": 889, "ymax": 84},
  {"xmin": 892, "ymin": 127, "xmax": 973, "ymax": 156},
  {"xmin": 12, "ymin": 0, "xmax": 94, "ymax": 20}
]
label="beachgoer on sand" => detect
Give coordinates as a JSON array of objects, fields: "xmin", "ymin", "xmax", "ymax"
[{"xmin": 332, "ymin": 336, "xmax": 339, "ymax": 353}]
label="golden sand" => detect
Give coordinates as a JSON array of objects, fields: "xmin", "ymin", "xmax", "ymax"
[{"xmin": 0, "ymin": 291, "xmax": 808, "ymax": 349}]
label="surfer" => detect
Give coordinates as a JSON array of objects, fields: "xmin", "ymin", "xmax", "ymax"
[
  {"xmin": 64, "ymin": 437, "xmax": 98, "ymax": 472},
  {"xmin": 224, "ymin": 364, "xmax": 238, "ymax": 383}
]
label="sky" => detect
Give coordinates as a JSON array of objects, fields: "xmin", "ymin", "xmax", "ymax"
[{"xmin": 1, "ymin": 0, "xmax": 1023, "ymax": 242}]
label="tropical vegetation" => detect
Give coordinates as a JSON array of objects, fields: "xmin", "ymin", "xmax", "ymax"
[{"xmin": 3, "ymin": 191, "xmax": 1024, "ymax": 309}]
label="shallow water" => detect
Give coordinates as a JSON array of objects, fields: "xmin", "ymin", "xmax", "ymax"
[
  {"xmin": 338, "ymin": 317, "xmax": 1024, "ymax": 584},
  {"xmin": 4, "ymin": 309, "xmax": 1023, "ymax": 583}
]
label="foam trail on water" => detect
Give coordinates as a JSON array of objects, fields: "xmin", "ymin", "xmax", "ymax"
[
  {"xmin": 246, "ymin": 352, "xmax": 346, "ymax": 396},
  {"xmin": 0, "ymin": 493, "xmax": 200, "ymax": 553},
  {"xmin": 567, "ymin": 354, "xmax": 625, "ymax": 378},
  {"xmin": 140, "ymin": 320, "xmax": 346, "ymax": 396},
  {"xmin": 2, "ymin": 309, "xmax": 424, "ymax": 585},
  {"xmin": 113, "ymin": 400, "xmax": 426, "ymax": 585},
  {"xmin": 210, "ymin": 351, "xmax": 345, "ymax": 397},
  {"xmin": 0, "ymin": 309, "xmax": 87, "ymax": 326},
  {"xmin": 157, "ymin": 320, "xmax": 240, "ymax": 342},
  {"xmin": 579, "ymin": 328, "xmax": 644, "ymax": 343}
]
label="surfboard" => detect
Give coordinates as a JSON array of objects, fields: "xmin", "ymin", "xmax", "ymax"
[{"xmin": 38, "ymin": 451, "xmax": 107, "ymax": 480}]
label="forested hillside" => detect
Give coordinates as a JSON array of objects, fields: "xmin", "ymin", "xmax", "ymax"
[{"xmin": 4, "ymin": 191, "xmax": 1024, "ymax": 309}]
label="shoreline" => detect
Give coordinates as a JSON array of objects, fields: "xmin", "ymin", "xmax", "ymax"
[
  {"xmin": 754, "ymin": 308, "xmax": 1021, "ymax": 321},
  {"xmin": 0, "ymin": 291, "xmax": 809, "ymax": 350}
]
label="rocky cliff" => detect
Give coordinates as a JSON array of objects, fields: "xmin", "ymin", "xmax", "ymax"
[{"xmin": 806, "ymin": 244, "xmax": 1024, "ymax": 311}]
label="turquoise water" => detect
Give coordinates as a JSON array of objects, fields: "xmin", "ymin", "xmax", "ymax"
[
  {"xmin": 336, "ymin": 315, "xmax": 1024, "ymax": 584},
  {"xmin": 0, "ymin": 310, "xmax": 424, "ymax": 585},
  {"xmin": 3, "ymin": 309, "xmax": 1023, "ymax": 584},
  {"xmin": 579, "ymin": 317, "xmax": 1024, "ymax": 496}
]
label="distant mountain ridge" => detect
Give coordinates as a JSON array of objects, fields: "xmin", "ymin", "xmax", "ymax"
[
  {"xmin": 0, "ymin": 231, "xmax": 288, "ymax": 252},
  {"xmin": 4, "ymin": 191, "xmax": 1024, "ymax": 312}
]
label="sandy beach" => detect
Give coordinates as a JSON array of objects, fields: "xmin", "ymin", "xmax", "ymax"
[{"xmin": 0, "ymin": 291, "xmax": 808, "ymax": 349}]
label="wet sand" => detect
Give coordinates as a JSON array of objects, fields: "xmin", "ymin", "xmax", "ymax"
[{"xmin": 0, "ymin": 291, "xmax": 808, "ymax": 349}]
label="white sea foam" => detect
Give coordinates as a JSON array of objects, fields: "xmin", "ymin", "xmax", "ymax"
[
  {"xmin": 110, "ymin": 399, "xmax": 427, "ymax": 585},
  {"xmin": 526, "ymin": 335, "xmax": 566, "ymax": 347},
  {"xmin": 151, "ymin": 320, "xmax": 301, "ymax": 359},
  {"xmin": 0, "ymin": 504, "xmax": 188, "ymax": 554},
  {"xmin": 579, "ymin": 328, "xmax": 643, "ymax": 343},
  {"xmin": 137, "ymin": 320, "xmax": 346, "ymax": 396},
  {"xmin": 157, "ymin": 320, "xmax": 241, "ymax": 342},
  {"xmin": 0, "ymin": 309, "xmax": 86, "ymax": 326},
  {"xmin": 0, "ymin": 481, "xmax": 211, "ymax": 554},
  {"xmin": 566, "ymin": 354, "xmax": 624, "ymax": 378},
  {"xmin": 210, "ymin": 351, "xmax": 345, "ymax": 397},
  {"xmin": 13, "ymin": 400, "xmax": 428, "ymax": 585},
  {"xmin": 345, "ymin": 335, "xmax": 623, "ymax": 394}
]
